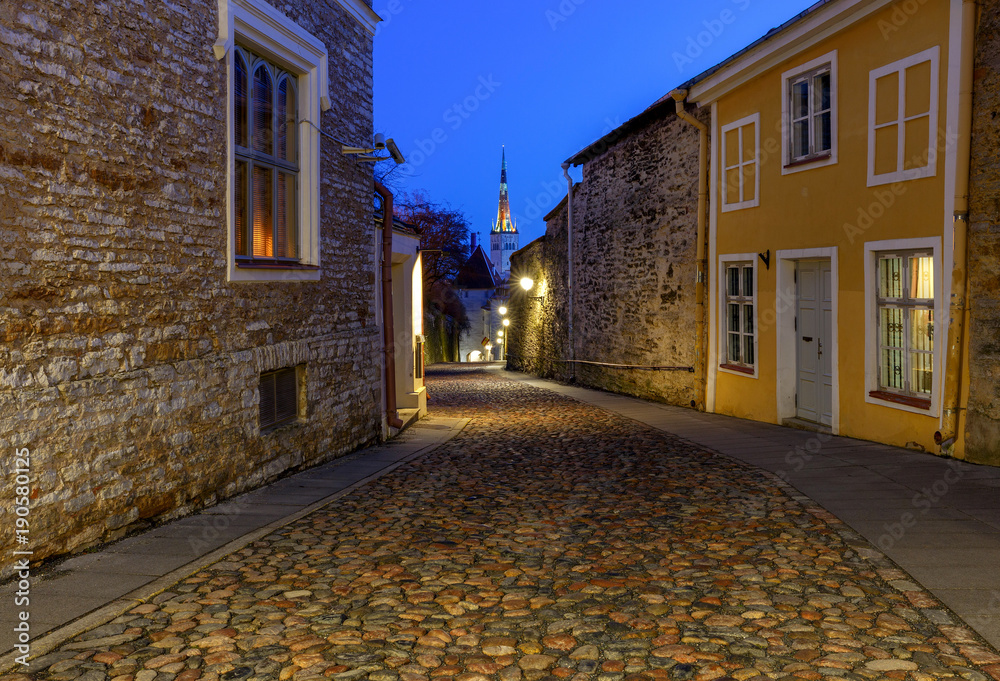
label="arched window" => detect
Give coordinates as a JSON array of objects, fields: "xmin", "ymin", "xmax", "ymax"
[{"xmin": 234, "ymin": 46, "xmax": 299, "ymax": 262}]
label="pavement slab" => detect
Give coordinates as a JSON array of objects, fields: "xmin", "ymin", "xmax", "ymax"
[{"xmin": 3, "ymin": 365, "xmax": 999, "ymax": 681}]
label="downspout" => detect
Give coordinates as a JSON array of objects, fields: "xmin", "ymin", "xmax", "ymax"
[
  {"xmin": 561, "ymin": 162, "xmax": 575, "ymax": 382},
  {"xmin": 670, "ymin": 89, "xmax": 709, "ymax": 411},
  {"xmin": 375, "ymin": 181, "xmax": 404, "ymax": 430},
  {"xmin": 934, "ymin": 0, "xmax": 977, "ymax": 452}
]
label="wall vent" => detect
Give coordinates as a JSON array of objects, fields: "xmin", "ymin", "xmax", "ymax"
[{"xmin": 260, "ymin": 367, "xmax": 298, "ymax": 430}]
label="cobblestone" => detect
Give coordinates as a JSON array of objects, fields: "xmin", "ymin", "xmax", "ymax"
[{"xmin": 5, "ymin": 366, "xmax": 1000, "ymax": 681}]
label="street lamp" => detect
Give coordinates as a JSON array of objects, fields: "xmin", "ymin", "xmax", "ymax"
[
  {"xmin": 502, "ymin": 318, "xmax": 511, "ymax": 327},
  {"xmin": 520, "ymin": 277, "xmax": 534, "ymax": 291},
  {"xmin": 498, "ymin": 306, "xmax": 508, "ymax": 315}
]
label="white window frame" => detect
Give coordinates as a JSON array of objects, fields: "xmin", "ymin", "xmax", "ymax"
[
  {"xmin": 864, "ymin": 237, "xmax": 941, "ymax": 416},
  {"xmin": 781, "ymin": 51, "xmax": 838, "ymax": 174},
  {"xmin": 216, "ymin": 0, "xmax": 331, "ymax": 282},
  {"xmin": 720, "ymin": 114, "xmax": 760, "ymax": 213},
  {"xmin": 718, "ymin": 254, "xmax": 758, "ymax": 378},
  {"xmin": 867, "ymin": 46, "xmax": 940, "ymax": 188}
]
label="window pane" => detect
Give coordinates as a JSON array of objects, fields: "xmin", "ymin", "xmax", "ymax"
[
  {"xmin": 742, "ymin": 266, "xmax": 753, "ymax": 297},
  {"xmin": 880, "ymin": 347, "xmax": 904, "ymax": 391},
  {"xmin": 792, "ymin": 80, "xmax": 809, "ymax": 119},
  {"xmin": 743, "ymin": 335, "xmax": 755, "ymax": 367},
  {"xmin": 727, "ymin": 267, "xmax": 740, "ymax": 297},
  {"xmin": 277, "ymin": 172, "xmax": 297, "ymax": 259},
  {"xmin": 236, "ymin": 160, "xmax": 248, "ymax": 256},
  {"xmin": 284, "ymin": 78, "xmax": 297, "ymax": 163},
  {"xmin": 235, "ymin": 51, "xmax": 248, "ymax": 148},
  {"xmin": 728, "ymin": 303, "xmax": 740, "ymax": 333},
  {"xmin": 253, "ymin": 165, "xmax": 273, "ymax": 257},
  {"xmin": 815, "ymin": 72, "xmax": 831, "ymax": 112},
  {"xmin": 878, "ymin": 257, "xmax": 903, "ymax": 298},
  {"xmin": 880, "ymin": 307, "xmax": 904, "ymax": 349},
  {"xmin": 743, "ymin": 304, "xmax": 754, "ymax": 334},
  {"xmin": 729, "ymin": 333, "xmax": 742, "ymax": 364},
  {"xmin": 910, "ymin": 256, "xmax": 934, "ymax": 299},
  {"xmin": 910, "ymin": 351, "xmax": 933, "ymax": 395},
  {"xmin": 910, "ymin": 308, "xmax": 934, "ymax": 353},
  {"xmin": 793, "ymin": 120, "xmax": 809, "ymax": 159},
  {"xmin": 253, "ymin": 63, "xmax": 273, "ymax": 155},
  {"xmin": 277, "ymin": 77, "xmax": 288, "ymax": 162},
  {"xmin": 815, "ymin": 111, "xmax": 832, "ymax": 153}
]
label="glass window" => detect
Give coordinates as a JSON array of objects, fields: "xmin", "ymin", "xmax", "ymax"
[
  {"xmin": 235, "ymin": 46, "xmax": 299, "ymax": 262},
  {"xmin": 721, "ymin": 115, "xmax": 759, "ymax": 211},
  {"xmin": 724, "ymin": 262, "xmax": 755, "ymax": 369},
  {"xmin": 787, "ymin": 64, "xmax": 833, "ymax": 163},
  {"xmin": 875, "ymin": 251, "xmax": 934, "ymax": 401}
]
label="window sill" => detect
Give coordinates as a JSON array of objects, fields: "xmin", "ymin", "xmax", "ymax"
[
  {"xmin": 721, "ymin": 363, "xmax": 755, "ymax": 375},
  {"xmin": 785, "ymin": 151, "xmax": 832, "ymax": 170},
  {"xmin": 236, "ymin": 260, "xmax": 320, "ymax": 271},
  {"xmin": 869, "ymin": 390, "xmax": 931, "ymax": 410}
]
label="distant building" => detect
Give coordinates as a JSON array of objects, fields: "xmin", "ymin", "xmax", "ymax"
[
  {"xmin": 453, "ymin": 244, "xmax": 500, "ymax": 362},
  {"xmin": 490, "ymin": 148, "xmax": 519, "ymax": 279}
]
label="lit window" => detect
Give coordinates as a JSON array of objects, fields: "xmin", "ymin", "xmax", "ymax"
[
  {"xmin": 723, "ymin": 261, "xmax": 756, "ymax": 371},
  {"xmin": 873, "ymin": 251, "xmax": 934, "ymax": 405},
  {"xmin": 235, "ymin": 47, "xmax": 299, "ymax": 262},
  {"xmin": 867, "ymin": 46, "xmax": 939, "ymax": 187},
  {"xmin": 720, "ymin": 114, "xmax": 759, "ymax": 212},
  {"xmin": 216, "ymin": 0, "xmax": 333, "ymax": 282},
  {"xmin": 781, "ymin": 52, "xmax": 837, "ymax": 173}
]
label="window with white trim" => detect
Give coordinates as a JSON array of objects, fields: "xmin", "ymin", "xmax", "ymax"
[
  {"xmin": 723, "ymin": 262, "xmax": 756, "ymax": 370},
  {"xmin": 867, "ymin": 46, "xmax": 940, "ymax": 187},
  {"xmin": 873, "ymin": 250, "xmax": 934, "ymax": 405},
  {"xmin": 721, "ymin": 114, "xmax": 759, "ymax": 212},
  {"xmin": 781, "ymin": 52, "xmax": 837, "ymax": 173},
  {"xmin": 216, "ymin": 0, "xmax": 331, "ymax": 282}
]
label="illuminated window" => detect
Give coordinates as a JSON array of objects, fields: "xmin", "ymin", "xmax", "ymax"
[
  {"xmin": 873, "ymin": 251, "xmax": 934, "ymax": 405},
  {"xmin": 868, "ymin": 47, "xmax": 939, "ymax": 187}
]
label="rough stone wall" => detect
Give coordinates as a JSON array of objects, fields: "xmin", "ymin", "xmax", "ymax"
[
  {"xmin": 511, "ymin": 110, "xmax": 702, "ymax": 405},
  {"xmin": 0, "ymin": 0, "xmax": 382, "ymax": 574},
  {"xmin": 966, "ymin": 0, "xmax": 1000, "ymax": 466}
]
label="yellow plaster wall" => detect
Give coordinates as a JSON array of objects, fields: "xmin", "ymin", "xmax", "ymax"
[{"xmin": 712, "ymin": 0, "xmax": 954, "ymax": 453}]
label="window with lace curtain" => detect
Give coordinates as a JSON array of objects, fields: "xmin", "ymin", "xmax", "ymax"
[{"xmin": 233, "ymin": 46, "xmax": 299, "ymax": 262}]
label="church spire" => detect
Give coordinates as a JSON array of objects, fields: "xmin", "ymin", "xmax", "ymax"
[{"xmin": 492, "ymin": 146, "xmax": 516, "ymax": 234}]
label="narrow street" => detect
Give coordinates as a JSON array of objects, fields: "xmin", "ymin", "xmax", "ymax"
[{"xmin": 4, "ymin": 365, "xmax": 1000, "ymax": 681}]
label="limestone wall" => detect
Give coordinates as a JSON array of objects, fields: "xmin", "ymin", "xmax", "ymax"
[
  {"xmin": 966, "ymin": 0, "xmax": 1000, "ymax": 466},
  {"xmin": 510, "ymin": 109, "xmax": 703, "ymax": 405},
  {"xmin": 0, "ymin": 0, "xmax": 383, "ymax": 573}
]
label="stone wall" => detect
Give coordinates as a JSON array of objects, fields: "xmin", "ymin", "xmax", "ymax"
[
  {"xmin": 966, "ymin": 0, "xmax": 1000, "ymax": 466},
  {"xmin": 510, "ymin": 108, "xmax": 703, "ymax": 406},
  {"xmin": 0, "ymin": 0, "xmax": 383, "ymax": 574}
]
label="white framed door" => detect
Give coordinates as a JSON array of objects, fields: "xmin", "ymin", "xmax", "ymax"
[{"xmin": 796, "ymin": 260, "xmax": 833, "ymax": 426}]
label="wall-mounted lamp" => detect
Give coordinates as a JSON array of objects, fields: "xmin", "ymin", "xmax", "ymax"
[
  {"xmin": 498, "ymin": 306, "xmax": 508, "ymax": 315},
  {"xmin": 502, "ymin": 318, "xmax": 511, "ymax": 327},
  {"xmin": 520, "ymin": 277, "xmax": 534, "ymax": 291},
  {"xmin": 342, "ymin": 135, "xmax": 406, "ymax": 164},
  {"xmin": 758, "ymin": 249, "xmax": 771, "ymax": 270}
]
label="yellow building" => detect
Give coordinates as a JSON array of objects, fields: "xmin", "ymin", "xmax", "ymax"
[{"xmin": 683, "ymin": 0, "xmax": 977, "ymax": 457}]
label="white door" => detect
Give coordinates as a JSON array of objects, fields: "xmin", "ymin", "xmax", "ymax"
[{"xmin": 796, "ymin": 260, "xmax": 833, "ymax": 426}]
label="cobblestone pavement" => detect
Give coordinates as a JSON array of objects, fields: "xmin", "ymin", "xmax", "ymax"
[{"xmin": 5, "ymin": 366, "xmax": 1000, "ymax": 681}]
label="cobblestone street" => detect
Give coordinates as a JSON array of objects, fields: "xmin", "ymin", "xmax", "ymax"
[{"xmin": 5, "ymin": 365, "xmax": 1000, "ymax": 681}]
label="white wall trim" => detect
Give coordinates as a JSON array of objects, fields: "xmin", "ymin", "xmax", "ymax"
[
  {"xmin": 866, "ymin": 46, "xmax": 941, "ymax": 188},
  {"xmin": 863, "ymin": 237, "xmax": 942, "ymax": 417},
  {"xmin": 689, "ymin": 0, "xmax": 894, "ymax": 105},
  {"xmin": 775, "ymin": 247, "xmax": 840, "ymax": 434},
  {"xmin": 720, "ymin": 113, "xmax": 761, "ymax": 212},
  {"xmin": 706, "ymin": 101, "xmax": 720, "ymax": 413},
  {"xmin": 717, "ymin": 253, "xmax": 759, "ymax": 379},
  {"xmin": 217, "ymin": 0, "xmax": 330, "ymax": 282},
  {"xmin": 781, "ymin": 50, "xmax": 839, "ymax": 175}
]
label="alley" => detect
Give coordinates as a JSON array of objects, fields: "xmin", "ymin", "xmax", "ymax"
[{"xmin": 4, "ymin": 365, "xmax": 1000, "ymax": 681}]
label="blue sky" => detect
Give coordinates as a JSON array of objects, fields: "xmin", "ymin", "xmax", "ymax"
[{"xmin": 373, "ymin": 0, "xmax": 818, "ymax": 249}]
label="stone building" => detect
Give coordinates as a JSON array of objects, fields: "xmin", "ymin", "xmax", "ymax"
[
  {"xmin": 0, "ymin": 0, "xmax": 389, "ymax": 574},
  {"xmin": 508, "ymin": 97, "xmax": 704, "ymax": 405},
  {"xmin": 453, "ymin": 244, "xmax": 500, "ymax": 362}
]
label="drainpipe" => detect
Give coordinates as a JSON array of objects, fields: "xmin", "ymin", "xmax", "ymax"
[
  {"xmin": 934, "ymin": 0, "xmax": 977, "ymax": 453},
  {"xmin": 375, "ymin": 180, "xmax": 404, "ymax": 430},
  {"xmin": 561, "ymin": 162, "xmax": 575, "ymax": 382},
  {"xmin": 670, "ymin": 89, "xmax": 709, "ymax": 411}
]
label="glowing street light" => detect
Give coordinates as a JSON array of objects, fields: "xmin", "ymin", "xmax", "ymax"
[
  {"xmin": 502, "ymin": 318, "xmax": 510, "ymax": 327},
  {"xmin": 498, "ymin": 306, "xmax": 508, "ymax": 315},
  {"xmin": 520, "ymin": 277, "xmax": 534, "ymax": 291}
]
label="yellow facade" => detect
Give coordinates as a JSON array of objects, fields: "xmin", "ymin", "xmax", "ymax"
[{"xmin": 691, "ymin": 0, "xmax": 971, "ymax": 456}]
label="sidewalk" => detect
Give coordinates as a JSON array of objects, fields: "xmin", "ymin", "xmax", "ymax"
[
  {"xmin": 0, "ymin": 415, "xmax": 468, "ymax": 668},
  {"xmin": 504, "ymin": 369, "xmax": 1000, "ymax": 649}
]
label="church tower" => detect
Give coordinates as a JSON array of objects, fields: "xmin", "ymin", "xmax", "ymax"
[{"xmin": 490, "ymin": 147, "xmax": 518, "ymax": 279}]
